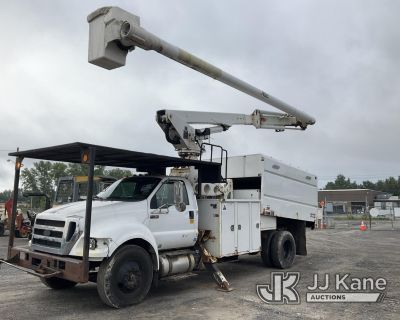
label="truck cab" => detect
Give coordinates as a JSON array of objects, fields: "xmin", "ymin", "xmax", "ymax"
[
  {"xmin": 3, "ymin": 143, "xmax": 317, "ymax": 309},
  {"xmin": 31, "ymin": 176, "xmax": 198, "ymax": 260}
]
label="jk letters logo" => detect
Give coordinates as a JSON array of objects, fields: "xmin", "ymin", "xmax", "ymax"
[{"xmin": 257, "ymin": 272, "xmax": 300, "ymax": 304}]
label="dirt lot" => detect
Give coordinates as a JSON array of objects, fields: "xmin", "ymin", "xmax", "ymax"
[{"xmin": 0, "ymin": 227, "xmax": 399, "ymax": 320}]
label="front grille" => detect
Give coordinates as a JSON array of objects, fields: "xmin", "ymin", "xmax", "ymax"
[
  {"xmin": 33, "ymin": 228, "xmax": 63, "ymax": 238},
  {"xmin": 66, "ymin": 222, "xmax": 76, "ymax": 241},
  {"xmin": 32, "ymin": 238, "xmax": 62, "ymax": 248},
  {"xmin": 35, "ymin": 219, "xmax": 65, "ymax": 227},
  {"xmin": 31, "ymin": 219, "xmax": 79, "ymax": 255}
]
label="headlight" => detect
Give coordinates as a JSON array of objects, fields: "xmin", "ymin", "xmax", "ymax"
[{"xmin": 89, "ymin": 238, "xmax": 97, "ymax": 250}]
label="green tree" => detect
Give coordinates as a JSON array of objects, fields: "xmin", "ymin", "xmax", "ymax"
[
  {"xmin": 361, "ymin": 180, "xmax": 376, "ymax": 190},
  {"xmin": 21, "ymin": 161, "xmax": 54, "ymax": 196},
  {"xmin": 20, "ymin": 161, "xmax": 132, "ymax": 202},
  {"xmin": 66, "ymin": 163, "xmax": 105, "ymax": 176},
  {"xmin": 324, "ymin": 175, "xmax": 400, "ymax": 196},
  {"xmin": 0, "ymin": 190, "xmax": 13, "ymax": 201},
  {"xmin": 0, "ymin": 189, "xmax": 25, "ymax": 201},
  {"xmin": 21, "ymin": 161, "xmax": 56, "ymax": 208},
  {"xmin": 104, "ymin": 168, "xmax": 133, "ymax": 179},
  {"xmin": 51, "ymin": 163, "xmax": 68, "ymax": 183},
  {"xmin": 21, "ymin": 166, "xmax": 39, "ymax": 192},
  {"xmin": 325, "ymin": 174, "xmax": 358, "ymax": 190}
]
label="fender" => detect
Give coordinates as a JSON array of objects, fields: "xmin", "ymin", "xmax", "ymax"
[{"xmin": 69, "ymin": 220, "xmax": 160, "ymax": 269}]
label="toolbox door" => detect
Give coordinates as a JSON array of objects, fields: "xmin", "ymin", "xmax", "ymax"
[
  {"xmin": 220, "ymin": 202, "xmax": 236, "ymax": 256},
  {"xmin": 236, "ymin": 202, "xmax": 251, "ymax": 253}
]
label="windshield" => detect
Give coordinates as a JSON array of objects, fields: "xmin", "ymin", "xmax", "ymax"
[
  {"xmin": 97, "ymin": 177, "xmax": 161, "ymax": 201},
  {"xmin": 55, "ymin": 180, "xmax": 73, "ymax": 204}
]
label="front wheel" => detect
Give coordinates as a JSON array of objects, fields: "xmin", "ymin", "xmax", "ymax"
[
  {"xmin": 97, "ymin": 245, "xmax": 153, "ymax": 308},
  {"xmin": 40, "ymin": 277, "xmax": 77, "ymax": 289}
]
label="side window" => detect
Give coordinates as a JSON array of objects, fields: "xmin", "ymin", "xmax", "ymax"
[
  {"xmin": 150, "ymin": 182, "xmax": 174, "ymax": 209},
  {"xmin": 150, "ymin": 180, "xmax": 190, "ymax": 209},
  {"xmin": 56, "ymin": 181, "xmax": 73, "ymax": 204},
  {"xmin": 181, "ymin": 182, "xmax": 189, "ymax": 205}
]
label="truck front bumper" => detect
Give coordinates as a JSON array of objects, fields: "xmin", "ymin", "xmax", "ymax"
[{"xmin": 0, "ymin": 246, "xmax": 87, "ymax": 283}]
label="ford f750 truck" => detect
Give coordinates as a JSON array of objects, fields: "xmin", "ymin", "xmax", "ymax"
[
  {"xmin": 2, "ymin": 143, "xmax": 316, "ymax": 308},
  {"xmin": 0, "ymin": 6, "xmax": 317, "ymax": 308}
]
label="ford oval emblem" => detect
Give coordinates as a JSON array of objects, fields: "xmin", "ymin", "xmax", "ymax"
[{"xmin": 43, "ymin": 230, "xmax": 51, "ymax": 237}]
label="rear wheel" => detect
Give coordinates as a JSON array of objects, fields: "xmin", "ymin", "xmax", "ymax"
[
  {"xmin": 270, "ymin": 231, "xmax": 296, "ymax": 269},
  {"xmin": 97, "ymin": 245, "xmax": 153, "ymax": 308},
  {"xmin": 40, "ymin": 277, "xmax": 77, "ymax": 289},
  {"xmin": 261, "ymin": 231, "xmax": 277, "ymax": 267}
]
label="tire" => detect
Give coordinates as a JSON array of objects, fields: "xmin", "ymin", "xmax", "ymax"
[
  {"xmin": 270, "ymin": 230, "xmax": 296, "ymax": 269},
  {"xmin": 40, "ymin": 277, "xmax": 77, "ymax": 289},
  {"xmin": 0, "ymin": 223, "xmax": 4, "ymax": 237},
  {"xmin": 261, "ymin": 231, "xmax": 277, "ymax": 267},
  {"xmin": 97, "ymin": 245, "xmax": 153, "ymax": 308}
]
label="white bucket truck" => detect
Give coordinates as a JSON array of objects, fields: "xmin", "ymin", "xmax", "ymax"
[{"xmin": 1, "ymin": 7, "xmax": 317, "ymax": 308}]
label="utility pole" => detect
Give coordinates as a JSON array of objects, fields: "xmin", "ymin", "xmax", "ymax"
[{"xmin": 366, "ymin": 192, "xmax": 371, "ymax": 230}]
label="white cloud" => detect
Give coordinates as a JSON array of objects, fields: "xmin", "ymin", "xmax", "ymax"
[{"xmin": 0, "ymin": 0, "xmax": 399, "ymax": 190}]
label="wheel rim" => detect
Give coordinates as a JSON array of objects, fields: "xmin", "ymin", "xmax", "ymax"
[{"xmin": 116, "ymin": 261, "xmax": 143, "ymax": 294}]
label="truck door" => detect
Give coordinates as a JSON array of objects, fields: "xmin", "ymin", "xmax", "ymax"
[{"xmin": 148, "ymin": 179, "xmax": 196, "ymax": 250}]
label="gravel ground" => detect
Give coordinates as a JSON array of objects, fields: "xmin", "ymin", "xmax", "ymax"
[{"xmin": 0, "ymin": 226, "xmax": 399, "ymax": 320}]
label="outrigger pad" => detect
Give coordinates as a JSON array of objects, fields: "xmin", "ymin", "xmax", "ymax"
[{"xmin": 204, "ymin": 262, "xmax": 234, "ymax": 292}]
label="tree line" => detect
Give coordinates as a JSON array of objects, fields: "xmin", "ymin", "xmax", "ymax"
[
  {"xmin": 0, "ymin": 161, "xmax": 133, "ymax": 203},
  {"xmin": 324, "ymin": 174, "xmax": 400, "ymax": 196},
  {"xmin": 2, "ymin": 167, "xmax": 399, "ymax": 202}
]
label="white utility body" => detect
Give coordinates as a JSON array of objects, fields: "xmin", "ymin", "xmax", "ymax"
[
  {"xmin": 198, "ymin": 154, "xmax": 317, "ymax": 259},
  {"xmin": 227, "ymin": 154, "xmax": 318, "ymax": 223},
  {"xmin": 198, "ymin": 199, "xmax": 261, "ymax": 258}
]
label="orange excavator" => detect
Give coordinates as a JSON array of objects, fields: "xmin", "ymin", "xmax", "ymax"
[
  {"xmin": 0, "ymin": 198, "xmax": 31, "ymax": 238},
  {"xmin": 0, "ymin": 176, "xmax": 116, "ymax": 237}
]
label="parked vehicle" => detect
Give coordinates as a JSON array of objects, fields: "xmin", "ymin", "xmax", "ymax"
[
  {"xmin": 0, "ymin": 198, "xmax": 32, "ymax": 238},
  {"xmin": 54, "ymin": 176, "xmax": 116, "ymax": 205},
  {"xmin": 1, "ymin": 6, "xmax": 317, "ymax": 309}
]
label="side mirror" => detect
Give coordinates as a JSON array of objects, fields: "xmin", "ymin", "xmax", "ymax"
[{"xmin": 174, "ymin": 181, "xmax": 186, "ymax": 212}]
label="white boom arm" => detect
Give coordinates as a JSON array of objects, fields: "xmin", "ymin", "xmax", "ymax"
[
  {"xmin": 157, "ymin": 109, "xmax": 300, "ymax": 158},
  {"xmin": 87, "ymin": 7, "xmax": 316, "ymax": 129}
]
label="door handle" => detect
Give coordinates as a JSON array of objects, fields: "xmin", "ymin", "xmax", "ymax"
[
  {"xmin": 238, "ymin": 224, "xmax": 241, "ymax": 230},
  {"xmin": 230, "ymin": 225, "xmax": 234, "ymax": 231},
  {"xmin": 151, "ymin": 209, "xmax": 169, "ymax": 215}
]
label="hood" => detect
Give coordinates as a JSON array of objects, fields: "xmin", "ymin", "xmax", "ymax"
[{"xmin": 36, "ymin": 200, "xmax": 148, "ymax": 225}]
